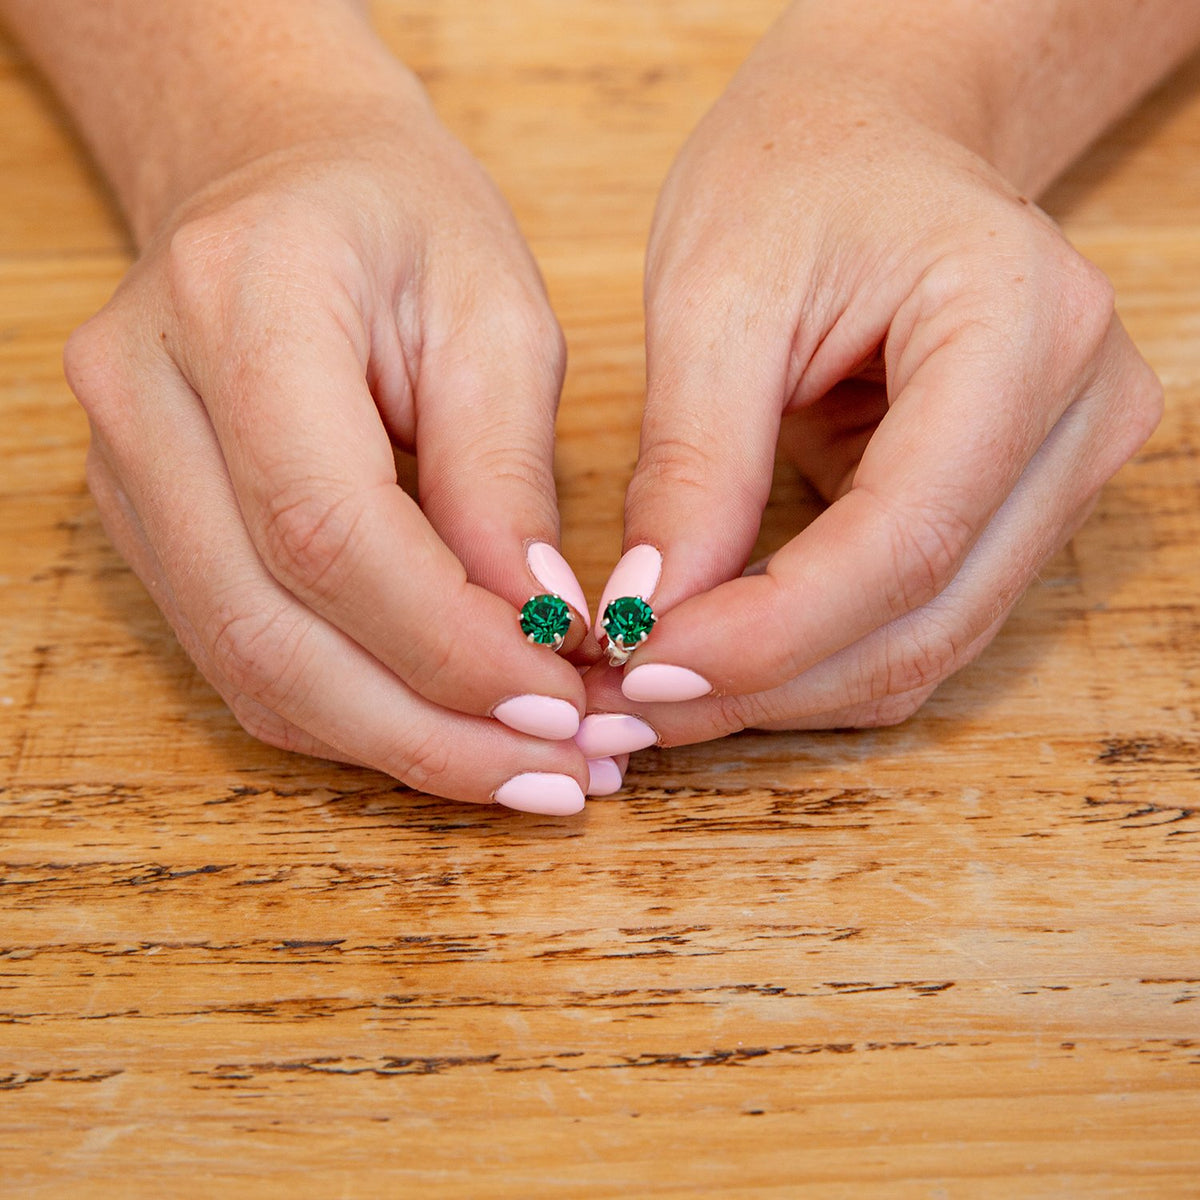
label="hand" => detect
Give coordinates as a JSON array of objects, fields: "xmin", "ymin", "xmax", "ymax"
[
  {"xmin": 64, "ymin": 90, "xmax": 605, "ymax": 813},
  {"xmin": 578, "ymin": 34, "xmax": 1162, "ymax": 754}
]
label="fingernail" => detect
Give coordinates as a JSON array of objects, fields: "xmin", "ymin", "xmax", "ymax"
[
  {"xmin": 597, "ymin": 545, "xmax": 663, "ymax": 638},
  {"xmin": 494, "ymin": 772, "xmax": 586, "ymax": 816},
  {"xmin": 586, "ymin": 757, "xmax": 624, "ymax": 796},
  {"xmin": 493, "ymin": 695, "xmax": 581, "ymax": 740},
  {"xmin": 575, "ymin": 712, "xmax": 658, "ymax": 757},
  {"xmin": 622, "ymin": 664, "xmax": 712, "ymax": 703},
  {"xmin": 527, "ymin": 542, "xmax": 591, "ymax": 631}
]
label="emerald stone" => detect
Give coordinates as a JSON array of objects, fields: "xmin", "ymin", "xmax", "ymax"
[
  {"xmin": 602, "ymin": 596, "xmax": 656, "ymax": 648},
  {"xmin": 520, "ymin": 593, "xmax": 572, "ymax": 647}
]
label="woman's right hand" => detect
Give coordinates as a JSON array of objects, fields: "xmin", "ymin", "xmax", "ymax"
[{"xmin": 62, "ymin": 74, "xmax": 607, "ymax": 814}]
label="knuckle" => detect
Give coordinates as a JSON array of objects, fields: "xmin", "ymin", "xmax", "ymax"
[
  {"xmin": 164, "ymin": 214, "xmax": 242, "ymax": 317},
  {"xmin": 647, "ymin": 248, "xmax": 717, "ymax": 317},
  {"xmin": 441, "ymin": 275, "xmax": 567, "ymax": 387},
  {"xmin": 711, "ymin": 691, "xmax": 753, "ymax": 736},
  {"xmin": 649, "ymin": 258, "xmax": 771, "ymax": 353},
  {"xmin": 1068, "ymin": 343, "xmax": 1165, "ymax": 496},
  {"xmin": 62, "ymin": 315, "xmax": 109, "ymax": 390},
  {"xmin": 165, "ymin": 202, "xmax": 318, "ymax": 324},
  {"xmin": 399, "ymin": 621, "xmax": 460, "ymax": 698},
  {"xmin": 517, "ymin": 305, "xmax": 568, "ymax": 381},
  {"xmin": 63, "ymin": 313, "xmax": 130, "ymax": 426},
  {"xmin": 628, "ymin": 429, "xmax": 769, "ymax": 520},
  {"xmin": 466, "ymin": 438, "xmax": 553, "ymax": 499},
  {"xmin": 1056, "ymin": 257, "xmax": 1116, "ymax": 361},
  {"xmin": 852, "ymin": 685, "xmax": 937, "ymax": 729},
  {"xmin": 883, "ymin": 494, "xmax": 975, "ymax": 615},
  {"xmin": 227, "ymin": 693, "xmax": 303, "ymax": 753},
  {"xmin": 1118, "ymin": 362, "xmax": 1166, "ymax": 460},
  {"xmin": 629, "ymin": 434, "xmax": 716, "ymax": 502},
  {"xmin": 713, "ymin": 688, "xmax": 775, "ymax": 735},
  {"xmin": 391, "ymin": 729, "xmax": 454, "ymax": 795},
  {"xmin": 258, "ymin": 484, "xmax": 367, "ymax": 599},
  {"xmin": 476, "ymin": 292, "xmax": 566, "ymax": 383},
  {"xmin": 1092, "ymin": 367, "xmax": 1165, "ymax": 483},
  {"xmin": 876, "ymin": 620, "xmax": 965, "ymax": 700},
  {"xmin": 207, "ymin": 598, "xmax": 314, "ymax": 714}
]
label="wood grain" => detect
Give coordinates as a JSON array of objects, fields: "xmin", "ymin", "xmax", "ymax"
[{"xmin": 2, "ymin": 2, "xmax": 1199, "ymax": 1195}]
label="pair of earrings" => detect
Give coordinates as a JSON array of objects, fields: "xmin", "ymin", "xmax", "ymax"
[{"xmin": 519, "ymin": 593, "xmax": 655, "ymax": 666}]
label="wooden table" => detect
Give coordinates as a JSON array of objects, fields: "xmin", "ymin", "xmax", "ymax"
[{"xmin": 3, "ymin": 4, "xmax": 1199, "ymax": 1195}]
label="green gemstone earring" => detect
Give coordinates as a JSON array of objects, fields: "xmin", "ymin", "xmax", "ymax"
[
  {"xmin": 601, "ymin": 596, "xmax": 656, "ymax": 666},
  {"xmin": 520, "ymin": 593, "xmax": 573, "ymax": 651}
]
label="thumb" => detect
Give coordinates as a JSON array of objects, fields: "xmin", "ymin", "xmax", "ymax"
[
  {"xmin": 415, "ymin": 303, "xmax": 593, "ymax": 655},
  {"xmin": 599, "ymin": 301, "xmax": 786, "ymax": 633}
]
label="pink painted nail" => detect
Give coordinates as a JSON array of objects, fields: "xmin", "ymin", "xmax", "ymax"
[
  {"xmin": 493, "ymin": 695, "xmax": 581, "ymax": 740},
  {"xmin": 527, "ymin": 542, "xmax": 591, "ymax": 631},
  {"xmin": 575, "ymin": 713, "xmax": 658, "ymax": 757},
  {"xmin": 622, "ymin": 664, "xmax": 712, "ymax": 703},
  {"xmin": 586, "ymin": 757, "xmax": 624, "ymax": 796},
  {"xmin": 494, "ymin": 773, "xmax": 586, "ymax": 816},
  {"xmin": 597, "ymin": 545, "xmax": 662, "ymax": 639}
]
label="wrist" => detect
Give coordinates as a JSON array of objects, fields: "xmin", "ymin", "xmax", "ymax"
[
  {"xmin": 126, "ymin": 64, "xmax": 432, "ymax": 246},
  {"xmin": 760, "ymin": 0, "xmax": 1200, "ymax": 197},
  {"xmin": 749, "ymin": 4, "xmax": 1020, "ymax": 185},
  {"xmin": 2, "ymin": 0, "xmax": 434, "ymax": 246}
]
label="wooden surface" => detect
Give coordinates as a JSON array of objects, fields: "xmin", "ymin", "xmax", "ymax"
[{"xmin": 3, "ymin": 3, "xmax": 1200, "ymax": 1196}]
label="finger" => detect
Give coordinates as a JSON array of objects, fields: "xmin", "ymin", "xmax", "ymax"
[
  {"xmin": 589, "ymin": 320, "xmax": 1161, "ymax": 743},
  {"xmin": 84, "ymin": 443, "xmax": 377, "ymax": 769},
  {"xmin": 604, "ymin": 288, "xmax": 789, "ymax": 624},
  {"xmin": 415, "ymin": 283, "xmax": 593, "ymax": 652},
  {"xmin": 164, "ymin": 284, "xmax": 586, "ymax": 730},
  {"xmin": 69, "ymin": 347, "xmax": 592, "ymax": 812},
  {"xmin": 618, "ymin": 283, "xmax": 1137, "ymax": 701}
]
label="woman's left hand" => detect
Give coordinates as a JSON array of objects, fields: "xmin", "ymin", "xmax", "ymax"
[{"xmin": 578, "ymin": 18, "xmax": 1162, "ymax": 755}]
